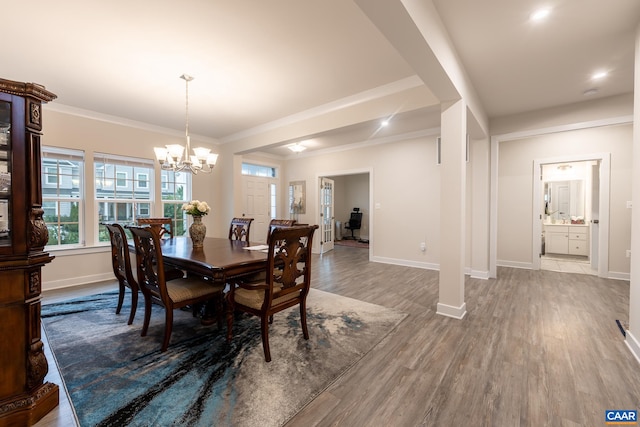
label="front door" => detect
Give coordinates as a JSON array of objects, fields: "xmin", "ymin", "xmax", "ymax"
[
  {"xmin": 320, "ymin": 177, "xmax": 334, "ymax": 253},
  {"xmin": 243, "ymin": 176, "xmax": 270, "ymax": 242}
]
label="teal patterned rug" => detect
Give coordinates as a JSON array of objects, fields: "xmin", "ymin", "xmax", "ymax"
[{"xmin": 41, "ymin": 288, "xmax": 405, "ymax": 426}]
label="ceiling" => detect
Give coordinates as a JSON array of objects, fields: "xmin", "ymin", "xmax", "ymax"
[{"xmin": 3, "ymin": 1, "xmax": 638, "ymax": 157}]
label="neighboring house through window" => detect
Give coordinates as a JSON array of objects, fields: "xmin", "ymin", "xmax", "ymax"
[
  {"xmin": 95, "ymin": 152, "xmax": 154, "ymax": 243},
  {"xmin": 42, "ymin": 146, "xmax": 84, "ymax": 247}
]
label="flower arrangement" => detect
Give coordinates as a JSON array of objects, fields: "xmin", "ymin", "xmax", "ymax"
[{"xmin": 182, "ymin": 200, "xmax": 210, "ymax": 216}]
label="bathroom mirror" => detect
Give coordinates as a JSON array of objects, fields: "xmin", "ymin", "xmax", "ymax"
[{"xmin": 544, "ymin": 180, "xmax": 585, "ymax": 221}]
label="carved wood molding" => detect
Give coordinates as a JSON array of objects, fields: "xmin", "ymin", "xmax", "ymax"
[
  {"xmin": 27, "ymin": 341, "xmax": 48, "ymax": 389},
  {"xmin": 0, "ymin": 382, "xmax": 57, "ymax": 416},
  {"xmin": 28, "ymin": 208, "xmax": 49, "ymax": 250},
  {"xmin": 27, "ymin": 99, "xmax": 42, "ymax": 130},
  {"xmin": 0, "ymin": 78, "xmax": 57, "ymax": 102}
]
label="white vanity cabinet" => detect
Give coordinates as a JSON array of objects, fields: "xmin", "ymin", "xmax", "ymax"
[
  {"xmin": 545, "ymin": 225, "xmax": 570, "ymax": 254},
  {"xmin": 568, "ymin": 227, "xmax": 589, "ymax": 256},
  {"xmin": 544, "ymin": 224, "xmax": 589, "ymax": 256}
]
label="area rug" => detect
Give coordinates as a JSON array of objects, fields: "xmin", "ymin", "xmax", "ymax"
[{"xmin": 41, "ymin": 288, "xmax": 405, "ymax": 427}]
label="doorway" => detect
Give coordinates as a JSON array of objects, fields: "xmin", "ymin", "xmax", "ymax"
[
  {"xmin": 532, "ymin": 153, "xmax": 610, "ymax": 277},
  {"xmin": 540, "ymin": 161, "xmax": 595, "ymax": 275},
  {"xmin": 319, "ymin": 171, "xmax": 371, "ymax": 252}
]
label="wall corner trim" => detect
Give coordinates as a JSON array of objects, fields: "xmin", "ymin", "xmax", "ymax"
[
  {"xmin": 436, "ymin": 302, "xmax": 467, "ymax": 320},
  {"xmin": 625, "ymin": 330, "xmax": 640, "ymax": 365}
]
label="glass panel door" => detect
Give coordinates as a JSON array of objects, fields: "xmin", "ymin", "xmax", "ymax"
[
  {"xmin": 320, "ymin": 177, "xmax": 334, "ymax": 253},
  {"xmin": 0, "ymin": 100, "xmax": 11, "ymax": 246}
]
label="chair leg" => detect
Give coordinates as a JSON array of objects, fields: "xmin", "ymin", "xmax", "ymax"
[
  {"xmin": 161, "ymin": 308, "xmax": 174, "ymax": 352},
  {"xmin": 141, "ymin": 297, "xmax": 152, "ymax": 337},
  {"xmin": 216, "ymin": 294, "xmax": 224, "ymax": 330},
  {"xmin": 261, "ymin": 316, "xmax": 271, "ymax": 362},
  {"xmin": 116, "ymin": 280, "xmax": 125, "ymax": 315},
  {"xmin": 226, "ymin": 299, "xmax": 234, "ymax": 341},
  {"xmin": 300, "ymin": 301, "xmax": 309, "ymax": 340},
  {"xmin": 128, "ymin": 287, "xmax": 138, "ymax": 325}
]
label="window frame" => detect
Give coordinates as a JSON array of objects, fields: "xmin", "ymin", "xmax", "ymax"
[
  {"xmin": 42, "ymin": 146, "xmax": 85, "ymax": 249},
  {"xmin": 241, "ymin": 162, "xmax": 277, "ymax": 178}
]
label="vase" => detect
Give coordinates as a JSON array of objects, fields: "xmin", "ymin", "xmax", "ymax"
[{"xmin": 189, "ymin": 215, "xmax": 206, "ymax": 248}]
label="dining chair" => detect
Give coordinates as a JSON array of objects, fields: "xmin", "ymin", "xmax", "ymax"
[
  {"xmin": 226, "ymin": 224, "xmax": 318, "ymax": 362},
  {"xmin": 228, "ymin": 217, "xmax": 254, "ymax": 242},
  {"xmin": 267, "ymin": 219, "xmax": 297, "ymax": 243},
  {"xmin": 104, "ymin": 223, "xmax": 184, "ymax": 326},
  {"xmin": 137, "ymin": 217, "xmax": 174, "ymax": 238},
  {"xmin": 104, "ymin": 223, "xmax": 140, "ymax": 325},
  {"xmin": 128, "ymin": 225, "xmax": 225, "ymax": 352}
]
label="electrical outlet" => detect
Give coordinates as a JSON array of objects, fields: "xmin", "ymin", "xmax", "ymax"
[
  {"xmin": 420, "ymin": 242, "xmax": 426, "ymax": 252},
  {"xmin": 627, "ymin": 250, "xmax": 632, "ymax": 258},
  {"xmin": 627, "ymin": 201, "xmax": 633, "ymax": 209}
]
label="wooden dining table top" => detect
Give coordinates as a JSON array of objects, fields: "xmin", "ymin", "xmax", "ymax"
[{"xmin": 159, "ymin": 237, "xmax": 268, "ymax": 282}]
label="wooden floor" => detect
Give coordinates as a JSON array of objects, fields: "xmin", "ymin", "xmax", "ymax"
[{"xmin": 36, "ymin": 246, "xmax": 639, "ymax": 426}]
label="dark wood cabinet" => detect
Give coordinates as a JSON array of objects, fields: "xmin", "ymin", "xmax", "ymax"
[{"xmin": 0, "ymin": 78, "xmax": 58, "ymax": 425}]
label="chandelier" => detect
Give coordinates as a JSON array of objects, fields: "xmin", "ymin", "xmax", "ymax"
[{"xmin": 153, "ymin": 74, "xmax": 218, "ymax": 174}]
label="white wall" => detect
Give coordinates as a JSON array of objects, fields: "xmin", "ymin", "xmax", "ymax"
[
  {"xmin": 284, "ymin": 134, "xmax": 442, "ymax": 268},
  {"xmin": 497, "ymin": 123, "xmax": 633, "ymax": 276},
  {"xmin": 40, "ymin": 108, "xmax": 220, "ymax": 289}
]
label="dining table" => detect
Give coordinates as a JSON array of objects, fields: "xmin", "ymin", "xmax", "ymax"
[{"xmin": 159, "ymin": 236, "xmax": 269, "ymax": 284}]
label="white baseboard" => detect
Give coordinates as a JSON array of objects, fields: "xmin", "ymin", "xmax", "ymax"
[
  {"xmin": 497, "ymin": 260, "xmax": 534, "ymax": 270},
  {"xmin": 607, "ymin": 271, "xmax": 631, "ymax": 281},
  {"xmin": 625, "ymin": 330, "xmax": 640, "ymax": 365},
  {"xmin": 436, "ymin": 302, "xmax": 467, "ymax": 319},
  {"xmin": 43, "ymin": 273, "xmax": 114, "ymax": 291},
  {"xmin": 469, "ymin": 269, "xmax": 490, "ymax": 280},
  {"xmin": 371, "ymin": 256, "xmax": 439, "ymax": 271}
]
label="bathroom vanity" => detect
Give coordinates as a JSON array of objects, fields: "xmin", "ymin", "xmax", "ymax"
[{"xmin": 544, "ymin": 223, "xmax": 589, "ymax": 256}]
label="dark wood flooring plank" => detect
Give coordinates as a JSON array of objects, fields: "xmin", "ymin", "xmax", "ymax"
[{"xmin": 39, "ymin": 246, "xmax": 640, "ymax": 427}]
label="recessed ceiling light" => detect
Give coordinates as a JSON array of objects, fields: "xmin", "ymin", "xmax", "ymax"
[
  {"xmin": 592, "ymin": 71, "xmax": 608, "ymax": 80},
  {"xmin": 288, "ymin": 143, "xmax": 307, "ymax": 153},
  {"xmin": 530, "ymin": 8, "xmax": 551, "ymax": 22},
  {"xmin": 381, "ymin": 119, "xmax": 389, "ymax": 127}
]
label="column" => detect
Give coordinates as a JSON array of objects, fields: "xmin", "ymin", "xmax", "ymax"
[{"xmin": 437, "ymin": 99, "xmax": 467, "ymax": 319}]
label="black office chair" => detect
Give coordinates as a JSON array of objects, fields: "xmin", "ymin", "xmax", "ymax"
[{"xmin": 344, "ymin": 208, "xmax": 362, "ymax": 240}]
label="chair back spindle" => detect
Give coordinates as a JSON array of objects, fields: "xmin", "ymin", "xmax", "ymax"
[{"xmin": 228, "ymin": 217, "xmax": 254, "ymax": 242}]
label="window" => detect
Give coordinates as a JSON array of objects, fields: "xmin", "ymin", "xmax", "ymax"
[
  {"xmin": 116, "ymin": 172, "xmax": 127, "ymax": 187},
  {"xmin": 270, "ymin": 183, "xmax": 277, "ymax": 220},
  {"xmin": 136, "ymin": 173, "xmax": 149, "ymax": 189},
  {"xmin": 160, "ymin": 170, "xmax": 190, "ymax": 236},
  {"xmin": 45, "ymin": 166, "xmax": 58, "ymax": 185},
  {"xmin": 95, "ymin": 153, "xmax": 154, "ymax": 243},
  {"xmin": 42, "ymin": 147, "xmax": 84, "ymax": 247},
  {"xmin": 241, "ymin": 162, "xmax": 276, "ymax": 177}
]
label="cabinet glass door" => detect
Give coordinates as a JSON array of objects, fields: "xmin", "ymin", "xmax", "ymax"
[{"xmin": 0, "ymin": 100, "xmax": 11, "ymax": 246}]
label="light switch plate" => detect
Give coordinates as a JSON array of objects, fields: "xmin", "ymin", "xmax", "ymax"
[{"xmin": 627, "ymin": 201, "xmax": 633, "ymax": 209}]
